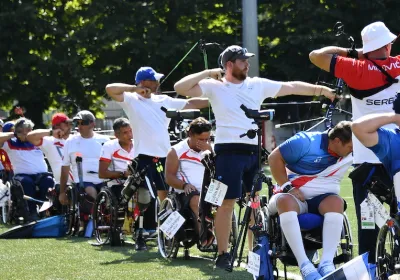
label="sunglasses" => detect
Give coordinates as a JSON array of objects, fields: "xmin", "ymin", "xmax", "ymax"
[
  {"xmin": 74, "ymin": 120, "xmax": 91, "ymax": 126},
  {"xmin": 225, "ymin": 47, "xmax": 248, "ymax": 62}
]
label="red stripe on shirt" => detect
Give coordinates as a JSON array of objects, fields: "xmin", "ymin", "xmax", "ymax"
[{"xmin": 179, "ymin": 151, "xmax": 201, "ymax": 163}]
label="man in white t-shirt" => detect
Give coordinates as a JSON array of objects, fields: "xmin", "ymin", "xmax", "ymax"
[
  {"xmin": 99, "ymin": 117, "xmax": 134, "ymax": 185},
  {"xmin": 0, "ymin": 118, "xmax": 62, "ymax": 220},
  {"xmin": 105, "ymin": 66, "xmax": 209, "ymax": 202},
  {"xmin": 99, "ymin": 117, "xmax": 151, "ymax": 250},
  {"xmin": 58, "ymin": 110, "xmax": 109, "ymax": 234},
  {"xmin": 165, "ymin": 117, "xmax": 213, "ymax": 246},
  {"xmin": 174, "ymin": 45, "xmax": 336, "ymax": 270},
  {"xmin": 27, "ymin": 113, "xmax": 73, "ymax": 184}
]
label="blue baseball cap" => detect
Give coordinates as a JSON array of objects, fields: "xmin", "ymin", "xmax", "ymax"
[
  {"xmin": 2, "ymin": 122, "xmax": 14, "ymax": 132},
  {"xmin": 135, "ymin": 67, "xmax": 164, "ymax": 84}
]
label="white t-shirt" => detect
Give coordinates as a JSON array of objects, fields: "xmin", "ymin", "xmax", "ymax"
[
  {"xmin": 117, "ymin": 92, "xmax": 187, "ymax": 157},
  {"xmin": 62, "ymin": 133, "xmax": 109, "ymax": 184},
  {"xmin": 199, "ymin": 77, "xmax": 282, "ymax": 145},
  {"xmin": 172, "ymin": 139, "xmax": 204, "ymax": 194},
  {"xmin": 38, "ymin": 136, "xmax": 68, "ymax": 184},
  {"xmin": 100, "ymin": 139, "xmax": 135, "ymax": 186},
  {"xmin": 2, "ymin": 138, "xmax": 47, "ymax": 175}
]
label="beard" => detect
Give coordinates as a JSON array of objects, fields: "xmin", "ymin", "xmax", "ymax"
[{"xmin": 231, "ymin": 66, "xmax": 247, "ymax": 81}]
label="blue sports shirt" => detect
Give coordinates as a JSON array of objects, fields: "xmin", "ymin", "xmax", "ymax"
[
  {"xmin": 279, "ymin": 131, "xmax": 340, "ymax": 175},
  {"xmin": 369, "ymin": 128, "xmax": 400, "ymax": 179}
]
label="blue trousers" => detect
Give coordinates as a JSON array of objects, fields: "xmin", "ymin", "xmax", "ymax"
[{"xmin": 14, "ymin": 173, "xmax": 54, "ymax": 213}]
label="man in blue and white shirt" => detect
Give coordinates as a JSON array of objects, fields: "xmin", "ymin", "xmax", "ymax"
[
  {"xmin": 268, "ymin": 121, "xmax": 353, "ymax": 280},
  {"xmin": 352, "ymin": 94, "xmax": 400, "ymax": 215}
]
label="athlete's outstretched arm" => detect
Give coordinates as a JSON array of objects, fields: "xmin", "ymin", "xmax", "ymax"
[{"xmin": 352, "ymin": 112, "xmax": 398, "ymax": 148}]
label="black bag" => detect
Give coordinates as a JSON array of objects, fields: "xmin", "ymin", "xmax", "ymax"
[{"xmin": 349, "ymin": 162, "xmax": 393, "ymax": 203}]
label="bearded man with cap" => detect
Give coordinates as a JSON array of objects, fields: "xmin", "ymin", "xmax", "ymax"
[
  {"xmin": 105, "ymin": 66, "xmax": 209, "ymax": 202},
  {"xmin": 310, "ymin": 21, "xmax": 400, "ymax": 263},
  {"xmin": 27, "ymin": 113, "xmax": 73, "ymax": 185},
  {"xmin": 58, "ymin": 110, "xmax": 109, "ymax": 235},
  {"xmin": 174, "ymin": 45, "xmax": 335, "ymax": 271}
]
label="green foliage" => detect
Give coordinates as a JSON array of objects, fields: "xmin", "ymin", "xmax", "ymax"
[{"xmin": 1, "ymin": 0, "xmax": 399, "ymax": 126}]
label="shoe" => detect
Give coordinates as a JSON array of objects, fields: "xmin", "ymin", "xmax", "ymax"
[
  {"xmin": 300, "ymin": 261, "xmax": 322, "ymax": 280},
  {"xmin": 135, "ymin": 235, "xmax": 148, "ymax": 251},
  {"xmin": 318, "ymin": 261, "xmax": 336, "ymax": 277},
  {"xmin": 215, "ymin": 252, "xmax": 231, "ymax": 271}
]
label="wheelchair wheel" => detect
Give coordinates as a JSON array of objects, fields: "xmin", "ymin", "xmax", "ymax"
[
  {"xmin": 0, "ymin": 182, "xmax": 10, "ymax": 224},
  {"xmin": 64, "ymin": 186, "xmax": 79, "ymax": 236},
  {"xmin": 158, "ymin": 197, "xmax": 179, "ymax": 259},
  {"xmin": 376, "ymin": 221, "xmax": 399, "ymax": 279},
  {"xmin": 93, "ymin": 189, "xmax": 118, "ymax": 245},
  {"xmin": 333, "ymin": 212, "xmax": 353, "ymax": 265},
  {"xmin": 1, "ymin": 202, "xmax": 9, "ymax": 224},
  {"xmin": 251, "ymin": 206, "xmax": 269, "ymax": 249}
]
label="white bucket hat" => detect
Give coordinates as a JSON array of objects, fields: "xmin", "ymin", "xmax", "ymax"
[{"xmin": 362, "ymin": 21, "xmax": 397, "ymax": 54}]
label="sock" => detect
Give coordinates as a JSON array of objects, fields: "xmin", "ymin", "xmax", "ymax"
[
  {"xmin": 280, "ymin": 211, "xmax": 309, "ymax": 266},
  {"xmin": 320, "ymin": 212, "xmax": 344, "ymax": 264}
]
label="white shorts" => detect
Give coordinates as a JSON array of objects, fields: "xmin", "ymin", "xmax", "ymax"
[{"xmin": 267, "ymin": 193, "xmax": 308, "ymax": 215}]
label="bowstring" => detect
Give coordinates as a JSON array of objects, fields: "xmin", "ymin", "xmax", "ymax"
[
  {"xmin": 201, "ymin": 46, "xmax": 212, "ymax": 124},
  {"xmin": 159, "ymin": 41, "xmax": 200, "ymax": 88}
]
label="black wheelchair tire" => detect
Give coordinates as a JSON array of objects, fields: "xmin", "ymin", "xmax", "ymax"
[
  {"xmin": 64, "ymin": 185, "xmax": 79, "ymax": 236},
  {"xmin": 158, "ymin": 197, "xmax": 179, "ymax": 259},
  {"xmin": 376, "ymin": 222, "xmax": 398, "ymax": 280},
  {"xmin": 93, "ymin": 189, "xmax": 119, "ymax": 245}
]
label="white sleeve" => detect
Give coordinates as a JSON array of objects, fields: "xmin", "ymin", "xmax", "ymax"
[
  {"xmin": 117, "ymin": 92, "xmax": 138, "ymax": 111},
  {"xmin": 62, "ymin": 139, "xmax": 71, "ymax": 166},
  {"xmin": 198, "ymin": 79, "xmax": 218, "ymax": 98},
  {"xmin": 164, "ymin": 96, "xmax": 187, "ymax": 110},
  {"xmin": 39, "ymin": 136, "xmax": 52, "ymax": 153},
  {"xmin": 257, "ymin": 77, "xmax": 283, "ymax": 99},
  {"xmin": 100, "ymin": 141, "xmax": 113, "ymax": 163}
]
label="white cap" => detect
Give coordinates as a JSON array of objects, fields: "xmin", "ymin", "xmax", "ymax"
[{"xmin": 362, "ymin": 22, "xmax": 397, "ymax": 54}]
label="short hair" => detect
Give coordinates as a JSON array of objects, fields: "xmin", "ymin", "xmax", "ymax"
[
  {"xmin": 328, "ymin": 121, "xmax": 352, "ymax": 144},
  {"xmin": 113, "ymin": 118, "xmax": 130, "ymax": 132},
  {"xmin": 188, "ymin": 117, "xmax": 212, "ymax": 135},
  {"xmin": 14, "ymin": 118, "xmax": 34, "ymax": 133}
]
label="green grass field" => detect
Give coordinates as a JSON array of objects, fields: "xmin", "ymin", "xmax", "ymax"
[{"xmin": 0, "ymin": 170, "xmax": 357, "ymax": 280}]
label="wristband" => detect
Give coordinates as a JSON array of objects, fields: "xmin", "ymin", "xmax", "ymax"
[
  {"xmin": 281, "ymin": 181, "xmax": 294, "ymax": 193},
  {"xmin": 347, "ymin": 48, "xmax": 358, "ymax": 59},
  {"xmin": 182, "ymin": 182, "xmax": 189, "ymax": 189}
]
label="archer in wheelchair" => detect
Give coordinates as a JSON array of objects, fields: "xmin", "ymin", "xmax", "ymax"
[
  {"xmin": 352, "ymin": 98, "xmax": 400, "ymax": 279},
  {"xmin": 159, "ymin": 117, "xmax": 239, "ymax": 259},
  {"xmin": 0, "ymin": 118, "xmax": 55, "ymax": 222},
  {"xmin": 96, "ymin": 117, "xmax": 152, "ymax": 250},
  {"xmin": 267, "ymin": 121, "xmax": 353, "ymax": 280}
]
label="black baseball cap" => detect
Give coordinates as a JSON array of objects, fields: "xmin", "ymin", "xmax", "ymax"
[{"xmin": 220, "ymin": 45, "xmax": 255, "ymax": 66}]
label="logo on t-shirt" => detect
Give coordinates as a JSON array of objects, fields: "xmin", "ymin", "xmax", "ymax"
[{"xmin": 314, "ymin": 157, "xmax": 322, "ymax": 163}]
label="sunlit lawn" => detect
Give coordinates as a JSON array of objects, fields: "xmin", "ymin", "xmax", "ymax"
[{"xmin": 0, "ymin": 169, "xmax": 357, "ymax": 280}]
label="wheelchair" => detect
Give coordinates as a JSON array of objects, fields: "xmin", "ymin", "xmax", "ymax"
[
  {"xmin": 0, "ymin": 180, "xmax": 11, "ymax": 224},
  {"xmin": 92, "ymin": 184, "xmax": 125, "ymax": 245},
  {"xmin": 157, "ymin": 189, "xmax": 238, "ymax": 260},
  {"xmin": 263, "ymin": 179, "xmax": 353, "ymax": 280},
  {"xmin": 92, "ymin": 159, "xmax": 152, "ymax": 246},
  {"xmin": 349, "ymin": 163, "xmax": 400, "ymax": 280}
]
